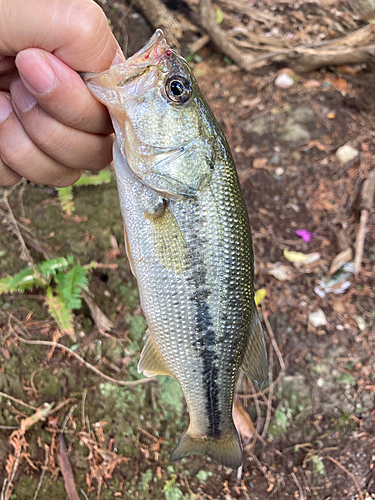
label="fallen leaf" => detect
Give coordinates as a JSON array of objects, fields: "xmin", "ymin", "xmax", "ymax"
[
  {"xmin": 61, "ymin": 214, "xmax": 88, "ymax": 223},
  {"xmin": 254, "ymin": 288, "xmax": 267, "ymax": 305},
  {"xmin": 267, "ymin": 263, "xmax": 294, "ymax": 281},
  {"xmin": 233, "ymin": 396, "xmax": 255, "ymax": 441},
  {"xmin": 326, "ymin": 112, "xmax": 336, "ymax": 119},
  {"xmin": 283, "ymin": 249, "xmax": 309, "ymax": 263},
  {"xmin": 303, "ymin": 79, "xmax": 321, "ymax": 89},
  {"xmin": 58, "ymin": 434, "xmax": 81, "ymax": 500},
  {"xmin": 328, "ymin": 248, "xmax": 353, "ymax": 276},
  {"xmin": 253, "ymin": 158, "xmax": 268, "ymax": 169}
]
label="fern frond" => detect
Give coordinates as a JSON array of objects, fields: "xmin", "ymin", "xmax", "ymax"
[
  {"xmin": 0, "ymin": 276, "xmax": 12, "ymax": 295},
  {"xmin": 74, "ymin": 169, "xmax": 111, "ymax": 187},
  {"xmin": 56, "ymin": 186, "xmax": 74, "ymax": 215},
  {"xmin": 45, "ymin": 286, "xmax": 74, "ymax": 336},
  {"xmin": 8, "ymin": 267, "xmax": 44, "ymax": 292},
  {"xmin": 57, "ymin": 265, "xmax": 88, "ymax": 310},
  {"xmin": 38, "ymin": 257, "xmax": 69, "ymax": 278}
]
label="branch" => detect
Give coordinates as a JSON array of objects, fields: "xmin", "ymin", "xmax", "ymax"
[
  {"xmin": 132, "ymin": 0, "xmax": 182, "ymax": 48},
  {"xmin": 199, "ymin": 0, "xmax": 375, "ymax": 72}
]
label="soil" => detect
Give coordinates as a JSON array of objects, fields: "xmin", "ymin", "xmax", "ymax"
[{"xmin": 1, "ymin": 3, "xmax": 375, "ymax": 500}]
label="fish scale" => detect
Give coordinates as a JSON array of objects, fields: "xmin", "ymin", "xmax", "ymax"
[{"xmin": 83, "ymin": 29, "xmax": 267, "ymax": 469}]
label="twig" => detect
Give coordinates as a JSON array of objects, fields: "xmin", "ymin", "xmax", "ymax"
[
  {"xmin": 354, "ymin": 209, "xmax": 369, "ymax": 275},
  {"xmin": 57, "ymin": 434, "xmax": 80, "ymax": 500},
  {"xmin": 199, "ymin": 0, "xmax": 375, "ymax": 72},
  {"xmin": 13, "ymin": 335, "xmax": 156, "ymax": 387},
  {"xmin": 262, "ymin": 304, "xmax": 286, "ymax": 372},
  {"xmin": 291, "ymin": 472, "xmax": 304, "ymax": 500},
  {"xmin": 325, "ymin": 456, "xmax": 364, "ymax": 500},
  {"xmin": 0, "ymin": 391, "xmax": 37, "ymax": 411},
  {"xmin": 131, "ymin": 0, "xmax": 182, "ymax": 47},
  {"xmin": 0, "ymin": 426, "xmax": 18, "ymax": 430},
  {"xmin": 355, "ymin": 168, "xmax": 375, "ymax": 274},
  {"xmin": 3, "ymin": 447, "xmax": 21, "ymax": 500},
  {"xmin": 32, "ymin": 445, "xmax": 50, "ymax": 500},
  {"xmin": 81, "ymin": 389, "xmax": 88, "ymax": 430},
  {"xmin": 61, "ymin": 405, "xmax": 78, "ymax": 432},
  {"xmin": 261, "ymin": 334, "xmax": 274, "ymax": 439},
  {"xmin": 0, "ymin": 192, "xmax": 38, "ymax": 273},
  {"xmin": 80, "ymin": 490, "xmax": 89, "ymax": 500}
]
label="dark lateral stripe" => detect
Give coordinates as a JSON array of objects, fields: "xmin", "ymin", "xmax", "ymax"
[{"xmin": 187, "ymin": 201, "xmax": 221, "ymax": 437}]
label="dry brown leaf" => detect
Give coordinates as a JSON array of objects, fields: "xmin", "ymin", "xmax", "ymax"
[
  {"xmin": 58, "ymin": 434, "xmax": 81, "ymax": 500},
  {"xmin": 328, "ymin": 248, "xmax": 353, "ymax": 276},
  {"xmin": 253, "ymin": 158, "xmax": 268, "ymax": 169}
]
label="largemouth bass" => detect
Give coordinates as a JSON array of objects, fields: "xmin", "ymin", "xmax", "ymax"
[{"xmin": 83, "ymin": 30, "xmax": 267, "ymax": 469}]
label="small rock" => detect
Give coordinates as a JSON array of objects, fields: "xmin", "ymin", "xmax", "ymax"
[
  {"xmin": 321, "ymin": 81, "xmax": 331, "ymax": 89},
  {"xmin": 309, "ymin": 309, "xmax": 327, "ymax": 328},
  {"xmin": 291, "ymin": 151, "xmax": 301, "ymax": 161},
  {"xmin": 336, "ymin": 144, "xmax": 359, "ymax": 165},
  {"xmin": 281, "ymin": 123, "xmax": 311, "ymax": 143},
  {"xmin": 270, "ymin": 153, "xmax": 280, "ymax": 165},
  {"xmin": 252, "ymin": 117, "xmax": 267, "ymax": 135},
  {"xmin": 292, "ymin": 106, "xmax": 315, "ymax": 124},
  {"xmin": 275, "ymin": 73, "xmax": 294, "ymax": 89},
  {"xmin": 275, "ymin": 167, "xmax": 284, "ymax": 176}
]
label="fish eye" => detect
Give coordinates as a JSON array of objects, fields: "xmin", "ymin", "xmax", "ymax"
[{"xmin": 165, "ymin": 75, "xmax": 192, "ymax": 104}]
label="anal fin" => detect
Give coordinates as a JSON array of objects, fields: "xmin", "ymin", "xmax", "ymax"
[
  {"xmin": 240, "ymin": 303, "xmax": 268, "ymax": 390},
  {"xmin": 138, "ymin": 332, "xmax": 173, "ymax": 377}
]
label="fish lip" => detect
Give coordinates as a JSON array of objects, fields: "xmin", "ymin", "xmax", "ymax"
[{"xmin": 81, "ymin": 29, "xmax": 169, "ymax": 86}]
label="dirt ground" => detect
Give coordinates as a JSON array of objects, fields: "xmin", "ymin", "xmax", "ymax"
[{"xmin": 1, "ymin": 3, "xmax": 375, "ymax": 500}]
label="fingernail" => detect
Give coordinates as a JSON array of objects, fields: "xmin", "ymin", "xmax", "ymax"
[
  {"xmin": 11, "ymin": 79, "xmax": 37, "ymax": 113},
  {"xmin": 0, "ymin": 92, "xmax": 13, "ymax": 123},
  {"xmin": 16, "ymin": 50, "xmax": 55, "ymax": 93}
]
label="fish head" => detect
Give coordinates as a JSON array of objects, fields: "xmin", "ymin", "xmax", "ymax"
[{"xmin": 83, "ymin": 30, "xmax": 219, "ymax": 197}]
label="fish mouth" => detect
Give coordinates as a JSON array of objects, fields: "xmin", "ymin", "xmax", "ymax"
[{"xmin": 82, "ymin": 29, "xmax": 169, "ymax": 91}]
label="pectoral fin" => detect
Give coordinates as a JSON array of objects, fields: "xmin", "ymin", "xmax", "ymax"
[
  {"xmin": 148, "ymin": 207, "xmax": 189, "ymax": 274},
  {"xmin": 138, "ymin": 332, "xmax": 173, "ymax": 377},
  {"xmin": 123, "ymin": 223, "xmax": 136, "ymax": 277},
  {"xmin": 240, "ymin": 304, "xmax": 268, "ymax": 390}
]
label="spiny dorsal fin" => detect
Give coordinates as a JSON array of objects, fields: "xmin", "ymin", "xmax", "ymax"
[
  {"xmin": 240, "ymin": 303, "xmax": 268, "ymax": 390},
  {"xmin": 138, "ymin": 332, "xmax": 173, "ymax": 377},
  {"xmin": 148, "ymin": 207, "xmax": 189, "ymax": 275}
]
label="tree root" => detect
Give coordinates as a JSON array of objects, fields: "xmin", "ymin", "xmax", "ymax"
[{"xmin": 199, "ymin": 0, "xmax": 375, "ymax": 72}]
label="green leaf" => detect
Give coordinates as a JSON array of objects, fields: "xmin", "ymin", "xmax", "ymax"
[
  {"xmin": 0, "ymin": 276, "xmax": 12, "ymax": 295},
  {"xmin": 56, "ymin": 186, "xmax": 74, "ymax": 215},
  {"xmin": 215, "ymin": 7, "xmax": 224, "ymax": 24},
  {"xmin": 38, "ymin": 257, "xmax": 69, "ymax": 278},
  {"xmin": 74, "ymin": 169, "xmax": 111, "ymax": 187},
  {"xmin": 58, "ymin": 265, "xmax": 88, "ymax": 310},
  {"xmin": 45, "ymin": 286, "xmax": 74, "ymax": 335},
  {"xmin": 8, "ymin": 267, "xmax": 44, "ymax": 292}
]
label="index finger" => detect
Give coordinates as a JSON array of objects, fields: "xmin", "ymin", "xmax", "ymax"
[{"xmin": 0, "ymin": 0, "xmax": 120, "ymax": 72}]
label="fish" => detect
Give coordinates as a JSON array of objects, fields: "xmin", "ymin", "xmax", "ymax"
[{"xmin": 83, "ymin": 29, "xmax": 267, "ymax": 469}]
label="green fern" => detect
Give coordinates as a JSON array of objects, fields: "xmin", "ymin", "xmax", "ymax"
[
  {"xmin": 57, "ymin": 169, "xmax": 111, "ymax": 214},
  {"xmin": 57, "ymin": 265, "xmax": 88, "ymax": 310},
  {"xmin": 74, "ymin": 170, "xmax": 111, "ymax": 187},
  {"xmin": 38, "ymin": 257, "xmax": 69, "ymax": 277},
  {"xmin": 56, "ymin": 186, "xmax": 74, "ymax": 215},
  {"xmin": 0, "ymin": 276, "xmax": 12, "ymax": 295},
  {"xmin": 45, "ymin": 286, "xmax": 74, "ymax": 335},
  {"xmin": 8, "ymin": 267, "xmax": 45, "ymax": 292}
]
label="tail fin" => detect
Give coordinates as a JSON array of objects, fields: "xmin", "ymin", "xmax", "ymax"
[{"xmin": 170, "ymin": 427, "xmax": 242, "ymax": 469}]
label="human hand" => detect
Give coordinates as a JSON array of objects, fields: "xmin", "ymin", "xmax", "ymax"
[{"xmin": 0, "ymin": 0, "xmax": 122, "ymax": 187}]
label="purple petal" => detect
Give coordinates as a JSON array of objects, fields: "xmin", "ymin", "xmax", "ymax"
[{"xmin": 296, "ymin": 229, "xmax": 316, "ymax": 243}]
